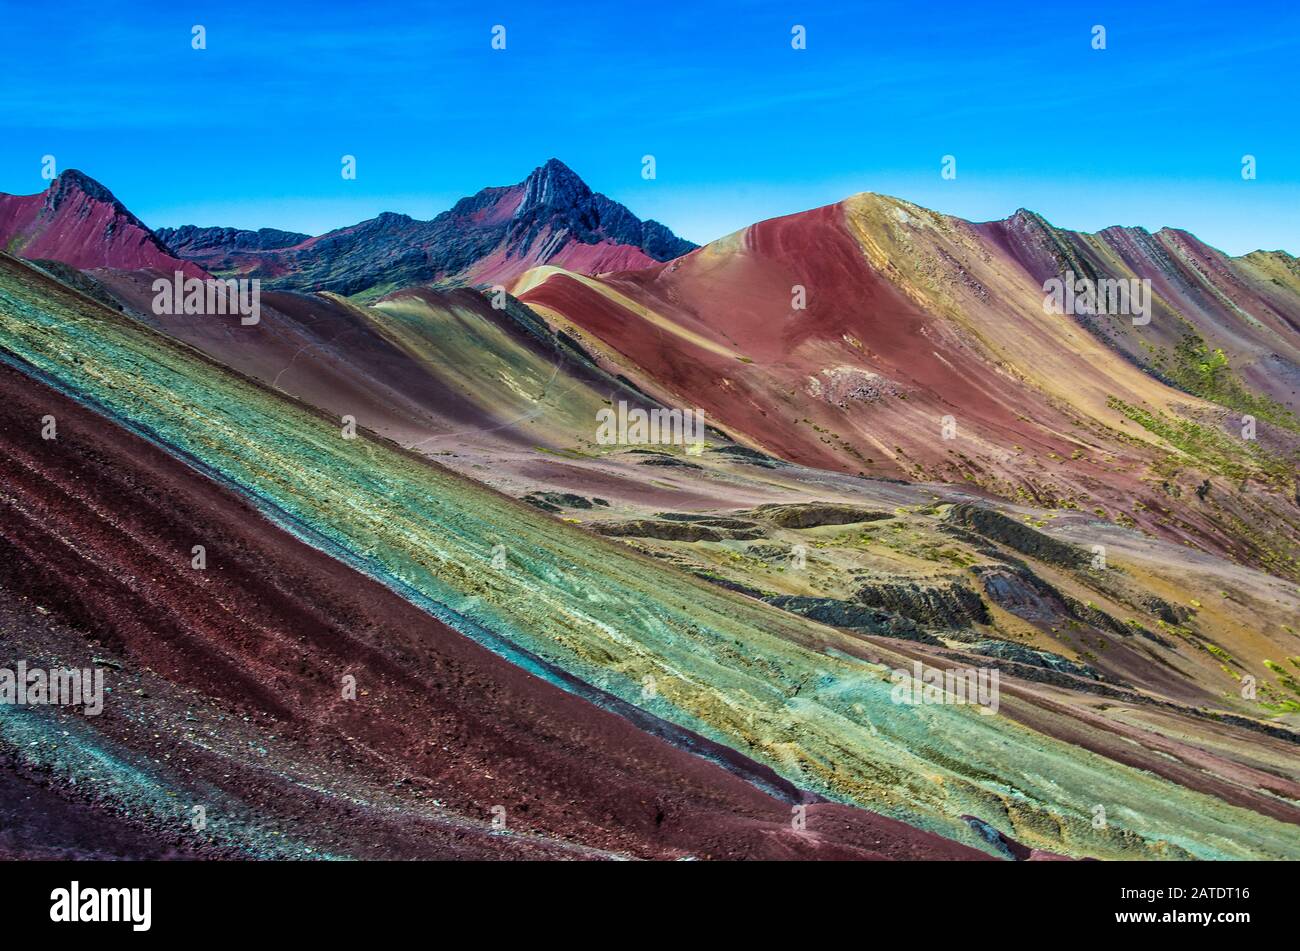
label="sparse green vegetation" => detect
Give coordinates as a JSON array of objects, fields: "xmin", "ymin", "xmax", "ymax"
[
  {"xmin": 1106, "ymin": 396, "xmax": 1297, "ymax": 489},
  {"xmin": 1153, "ymin": 336, "xmax": 1300, "ymax": 433}
]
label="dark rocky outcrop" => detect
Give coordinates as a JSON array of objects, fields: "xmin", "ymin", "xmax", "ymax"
[
  {"xmin": 593, "ymin": 519, "xmax": 762, "ymax": 542},
  {"xmin": 945, "ymin": 504, "xmax": 1088, "ymax": 569},
  {"xmin": 705, "ymin": 445, "xmax": 784, "ymax": 467},
  {"xmin": 764, "ymin": 595, "xmax": 942, "ymax": 644},
  {"xmin": 1059, "ymin": 594, "xmax": 1131, "ymax": 636},
  {"xmin": 693, "ymin": 517, "xmax": 761, "ymax": 531},
  {"xmin": 507, "ymin": 158, "xmax": 696, "ymax": 263},
  {"xmin": 522, "ymin": 492, "xmax": 609, "ymax": 513},
  {"xmin": 960, "ymin": 640, "xmax": 1105, "ymax": 681},
  {"xmin": 689, "ymin": 573, "xmax": 772, "ymax": 600},
  {"xmin": 973, "ymin": 565, "xmax": 1066, "ymax": 624},
  {"xmin": 745, "ymin": 543, "xmax": 797, "ymax": 562},
  {"xmin": 155, "ymin": 225, "xmax": 310, "ymax": 264},
  {"xmin": 973, "ymin": 564, "xmax": 1129, "ymax": 635},
  {"xmin": 745, "ymin": 503, "xmax": 892, "ymax": 529},
  {"xmin": 1136, "ymin": 594, "xmax": 1192, "ymax": 626},
  {"xmin": 651, "ymin": 513, "xmax": 762, "ymax": 531},
  {"xmin": 853, "ymin": 576, "xmax": 989, "ymax": 628},
  {"xmin": 638, "ymin": 456, "xmax": 703, "ymax": 469},
  {"xmin": 961, "ymin": 815, "xmax": 1034, "ymax": 861}
]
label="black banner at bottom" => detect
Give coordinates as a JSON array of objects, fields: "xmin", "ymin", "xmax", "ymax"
[{"xmin": 0, "ymin": 858, "xmax": 1274, "ymax": 938}]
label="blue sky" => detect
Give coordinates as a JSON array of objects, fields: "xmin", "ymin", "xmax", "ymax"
[{"xmin": 2, "ymin": 0, "xmax": 1297, "ymax": 254}]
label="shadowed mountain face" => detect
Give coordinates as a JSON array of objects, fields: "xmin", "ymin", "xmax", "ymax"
[
  {"xmin": 0, "ymin": 171, "xmax": 203, "ymax": 276},
  {"xmin": 153, "ymin": 225, "xmax": 311, "ymax": 273},
  {"xmin": 149, "ymin": 159, "xmax": 696, "ymax": 295}
]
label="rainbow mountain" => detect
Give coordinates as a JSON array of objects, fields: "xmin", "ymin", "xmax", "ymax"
[{"xmin": 0, "ymin": 162, "xmax": 1297, "ymax": 861}]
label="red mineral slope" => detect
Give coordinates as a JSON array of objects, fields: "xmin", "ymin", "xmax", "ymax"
[
  {"xmin": 517, "ymin": 194, "xmax": 1300, "ymax": 575},
  {"xmin": 0, "ymin": 170, "xmax": 204, "ymax": 276},
  {"xmin": 0, "ymin": 357, "xmax": 985, "ymax": 860},
  {"xmin": 518, "ymin": 200, "xmax": 1161, "ymax": 478}
]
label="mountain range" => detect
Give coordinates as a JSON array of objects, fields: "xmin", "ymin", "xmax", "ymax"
[
  {"xmin": 152, "ymin": 158, "xmax": 696, "ymax": 295},
  {"xmin": 1, "ymin": 159, "xmax": 1298, "ymax": 862}
]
